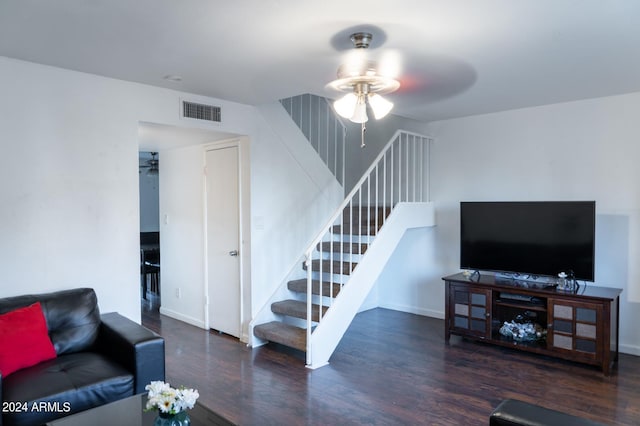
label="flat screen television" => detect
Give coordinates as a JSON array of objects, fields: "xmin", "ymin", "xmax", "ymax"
[{"xmin": 460, "ymin": 201, "xmax": 595, "ymax": 281}]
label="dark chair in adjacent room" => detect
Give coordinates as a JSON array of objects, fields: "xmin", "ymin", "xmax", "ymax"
[{"xmin": 140, "ymin": 232, "xmax": 160, "ymax": 300}]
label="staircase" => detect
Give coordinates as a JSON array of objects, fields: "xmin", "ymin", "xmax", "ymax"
[
  {"xmin": 253, "ymin": 205, "xmax": 387, "ymax": 351},
  {"xmin": 251, "ymin": 101, "xmax": 435, "ymax": 368}
]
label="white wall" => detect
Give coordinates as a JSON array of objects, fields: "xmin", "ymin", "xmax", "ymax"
[
  {"xmin": 376, "ymin": 227, "xmax": 441, "ymax": 317},
  {"xmin": 250, "ymin": 104, "xmax": 344, "ymax": 321},
  {"xmin": 156, "ymin": 144, "xmax": 208, "ymax": 326},
  {"xmin": 0, "ymin": 56, "xmax": 344, "ymax": 337},
  {"xmin": 0, "ymin": 56, "xmax": 255, "ymax": 322},
  {"xmin": 424, "ymin": 92, "xmax": 640, "ymax": 355}
]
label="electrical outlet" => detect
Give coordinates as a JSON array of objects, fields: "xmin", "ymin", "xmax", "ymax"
[{"xmin": 175, "ymin": 288, "xmax": 181, "ymax": 298}]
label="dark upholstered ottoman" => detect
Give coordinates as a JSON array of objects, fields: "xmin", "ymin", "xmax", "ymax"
[{"xmin": 490, "ymin": 399, "xmax": 607, "ymax": 426}]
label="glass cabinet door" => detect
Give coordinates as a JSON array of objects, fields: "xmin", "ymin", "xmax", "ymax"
[
  {"xmin": 449, "ymin": 284, "xmax": 491, "ymax": 338},
  {"xmin": 548, "ymin": 299, "xmax": 602, "ymax": 362}
]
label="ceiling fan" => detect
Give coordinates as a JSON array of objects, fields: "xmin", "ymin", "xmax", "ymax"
[
  {"xmin": 325, "ymin": 26, "xmax": 477, "ymax": 126},
  {"xmin": 327, "ymin": 32, "xmax": 400, "ymax": 122},
  {"xmin": 326, "ymin": 31, "xmax": 402, "ymax": 147},
  {"xmin": 139, "ymin": 152, "xmax": 159, "ymax": 176}
]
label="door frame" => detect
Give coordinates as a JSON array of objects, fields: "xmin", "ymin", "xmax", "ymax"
[{"xmin": 202, "ymin": 136, "xmax": 252, "ymax": 342}]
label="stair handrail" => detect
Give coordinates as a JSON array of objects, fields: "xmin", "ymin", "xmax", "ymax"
[
  {"xmin": 304, "ymin": 129, "xmax": 432, "ymax": 359},
  {"xmin": 303, "ymin": 128, "xmax": 429, "ymax": 257}
]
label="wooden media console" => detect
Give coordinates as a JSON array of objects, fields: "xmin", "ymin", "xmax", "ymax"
[{"xmin": 443, "ymin": 272, "xmax": 622, "ymax": 375}]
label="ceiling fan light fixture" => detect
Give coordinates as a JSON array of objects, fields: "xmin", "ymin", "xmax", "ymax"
[
  {"xmin": 328, "ymin": 32, "xmax": 400, "ymax": 125},
  {"xmin": 334, "ymin": 93, "xmax": 359, "ymax": 119},
  {"xmin": 350, "ymin": 96, "xmax": 369, "ymax": 123},
  {"xmin": 368, "ymin": 93, "xmax": 394, "ymax": 120}
]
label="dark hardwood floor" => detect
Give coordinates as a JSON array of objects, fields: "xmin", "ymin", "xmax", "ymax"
[{"xmin": 142, "ymin": 296, "xmax": 640, "ymax": 425}]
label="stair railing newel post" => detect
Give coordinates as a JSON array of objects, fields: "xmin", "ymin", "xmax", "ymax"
[
  {"xmin": 391, "ymin": 135, "xmax": 395, "ymax": 209},
  {"xmin": 350, "ymin": 200, "xmax": 354, "ymax": 276},
  {"xmin": 375, "ymin": 163, "xmax": 379, "ymax": 232},
  {"xmin": 398, "ymin": 134, "xmax": 402, "ymax": 204},
  {"xmin": 404, "ymin": 133, "xmax": 409, "ymax": 202},
  {"xmin": 359, "ymin": 192, "xmax": 362, "ymax": 237},
  {"xmin": 305, "ymin": 251, "xmax": 313, "ymax": 364},
  {"xmin": 342, "ymin": 125, "xmax": 346, "ymax": 192},
  {"xmin": 412, "ymin": 135, "xmax": 417, "ymax": 202},
  {"xmin": 404, "ymin": 133, "xmax": 408, "ymax": 202},
  {"xmin": 368, "ymin": 174, "xmax": 372, "ymax": 238},
  {"xmin": 319, "ymin": 233, "xmax": 323, "ymax": 322},
  {"xmin": 339, "ymin": 209, "xmax": 344, "ymax": 297}
]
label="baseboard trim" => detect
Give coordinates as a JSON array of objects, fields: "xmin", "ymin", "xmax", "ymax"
[
  {"xmin": 305, "ymin": 360, "xmax": 329, "ymax": 370},
  {"xmin": 379, "ymin": 302, "xmax": 444, "ymax": 319},
  {"xmin": 158, "ymin": 307, "xmax": 206, "ymax": 329},
  {"xmin": 358, "ymin": 299, "xmax": 378, "ymax": 313},
  {"xmin": 620, "ymin": 343, "xmax": 640, "ymax": 357}
]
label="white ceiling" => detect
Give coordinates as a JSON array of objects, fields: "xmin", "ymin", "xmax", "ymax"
[{"xmin": 2, "ymin": 0, "xmax": 639, "ymax": 122}]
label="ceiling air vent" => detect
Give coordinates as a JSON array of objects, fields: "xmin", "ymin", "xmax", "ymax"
[{"xmin": 182, "ymin": 101, "xmax": 221, "ymax": 122}]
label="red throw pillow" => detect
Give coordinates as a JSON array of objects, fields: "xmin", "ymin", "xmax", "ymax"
[{"xmin": 0, "ymin": 302, "xmax": 57, "ymax": 377}]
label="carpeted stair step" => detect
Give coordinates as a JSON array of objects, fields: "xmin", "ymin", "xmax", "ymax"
[
  {"xmin": 341, "ymin": 206, "xmax": 391, "ymax": 223},
  {"xmin": 288, "ymin": 278, "xmax": 342, "ymax": 297},
  {"xmin": 271, "ymin": 299, "xmax": 328, "ymax": 321},
  {"xmin": 331, "ymin": 223, "xmax": 379, "ymax": 236},
  {"xmin": 253, "ymin": 321, "xmax": 306, "ymax": 352},
  {"xmin": 317, "ymin": 241, "xmax": 368, "ymax": 255},
  {"xmin": 303, "ymin": 259, "xmax": 357, "ymax": 275}
]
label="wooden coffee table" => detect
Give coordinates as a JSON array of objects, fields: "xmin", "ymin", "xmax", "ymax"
[{"xmin": 46, "ymin": 393, "xmax": 234, "ymax": 426}]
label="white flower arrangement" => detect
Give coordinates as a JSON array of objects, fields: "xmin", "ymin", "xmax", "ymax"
[{"xmin": 145, "ymin": 381, "xmax": 199, "ymax": 415}]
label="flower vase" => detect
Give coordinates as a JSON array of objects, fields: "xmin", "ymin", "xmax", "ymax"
[{"xmin": 154, "ymin": 411, "xmax": 191, "ymax": 426}]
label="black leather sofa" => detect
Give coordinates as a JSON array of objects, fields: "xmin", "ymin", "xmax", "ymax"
[{"xmin": 0, "ymin": 288, "xmax": 165, "ymax": 426}]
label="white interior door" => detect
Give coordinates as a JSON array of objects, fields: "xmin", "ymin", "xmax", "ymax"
[{"xmin": 206, "ymin": 145, "xmax": 240, "ymax": 337}]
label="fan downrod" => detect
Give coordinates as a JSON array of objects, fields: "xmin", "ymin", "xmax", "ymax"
[{"xmin": 350, "ymin": 32, "xmax": 372, "ymax": 49}]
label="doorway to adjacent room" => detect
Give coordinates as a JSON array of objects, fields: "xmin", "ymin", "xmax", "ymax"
[{"xmin": 139, "ymin": 151, "xmax": 161, "ymax": 304}]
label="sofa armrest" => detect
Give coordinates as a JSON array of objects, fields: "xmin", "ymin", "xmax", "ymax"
[{"xmin": 97, "ymin": 312, "xmax": 165, "ymax": 394}]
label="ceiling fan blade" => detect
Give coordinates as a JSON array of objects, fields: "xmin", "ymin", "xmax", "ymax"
[{"xmin": 376, "ymin": 49, "xmax": 403, "ymax": 80}]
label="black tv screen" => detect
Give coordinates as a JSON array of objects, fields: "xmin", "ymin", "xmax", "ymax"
[{"xmin": 460, "ymin": 201, "xmax": 595, "ymax": 281}]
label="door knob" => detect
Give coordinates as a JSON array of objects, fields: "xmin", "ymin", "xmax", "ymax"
[{"xmin": 229, "ymin": 250, "xmax": 238, "ymax": 257}]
